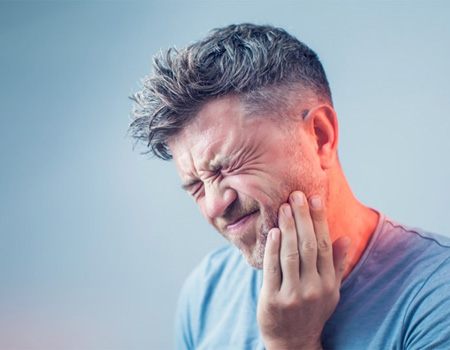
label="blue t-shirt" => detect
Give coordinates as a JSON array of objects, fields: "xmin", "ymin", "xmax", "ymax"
[{"xmin": 175, "ymin": 214, "xmax": 450, "ymax": 349}]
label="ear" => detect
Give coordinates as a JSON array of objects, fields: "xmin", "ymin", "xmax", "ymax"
[{"xmin": 305, "ymin": 105, "xmax": 339, "ymax": 169}]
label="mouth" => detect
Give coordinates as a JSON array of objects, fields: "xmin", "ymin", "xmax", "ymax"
[{"xmin": 226, "ymin": 210, "xmax": 259, "ymax": 233}]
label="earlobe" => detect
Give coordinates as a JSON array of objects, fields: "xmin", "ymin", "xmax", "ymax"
[{"xmin": 311, "ymin": 105, "xmax": 339, "ymax": 169}]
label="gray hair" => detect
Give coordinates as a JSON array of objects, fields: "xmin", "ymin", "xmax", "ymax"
[{"xmin": 129, "ymin": 23, "xmax": 332, "ymax": 160}]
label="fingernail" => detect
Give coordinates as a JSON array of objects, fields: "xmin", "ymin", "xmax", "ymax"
[
  {"xmin": 310, "ymin": 196, "xmax": 322, "ymax": 209},
  {"xmin": 293, "ymin": 192, "xmax": 305, "ymax": 205},
  {"xmin": 283, "ymin": 205, "xmax": 291, "ymax": 216},
  {"xmin": 270, "ymin": 229, "xmax": 279, "ymax": 241}
]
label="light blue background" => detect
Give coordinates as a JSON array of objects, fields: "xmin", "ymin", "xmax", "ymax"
[{"xmin": 1, "ymin": 1, "xmax": 449, "ymax": 349}]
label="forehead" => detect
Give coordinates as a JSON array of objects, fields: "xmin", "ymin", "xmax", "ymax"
[{"xmin": 168, "ymin": 96, "xmax": 274, "ymax": 173}]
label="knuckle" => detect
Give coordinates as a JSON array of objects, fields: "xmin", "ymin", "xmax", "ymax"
[
  {"xmin": 280, "ymin": 292, "xmax": 301, "ymax": 309},
  {"xmin": 269, "ymin": 263, "xmax": 279, "ymax": 275},
  {"xmin": 284, "ymin": 298, "xmax": 301, "ymax": 309},
  {"xmin": 282, "ymin": 250, "xmax": 299, "ymax": 262},
  {"xmin": 301, "ymin": 287, "xmax": 321, "ymax": 302},
  {"xmin": 317, "ymin": 238, "xmax": 331, "ymax": 252},
  {"xmin": 260, "ymin": 292, "xmax": 279, "ymax": 308},
  {"xmin": 301, "ymin": 240, "xmax": 317, "ymax": 252},
  {"xmin": 263, "ymin": 260, "xmax": 278, "ymax": 275},
  {"xmin": 322, "ymin": 279, "xmax": 336, "ymax": 294}
]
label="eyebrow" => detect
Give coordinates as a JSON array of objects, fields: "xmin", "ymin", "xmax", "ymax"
[{"xmin": 180, "ymin": 155, "xmax": 231, "ymax": 191}]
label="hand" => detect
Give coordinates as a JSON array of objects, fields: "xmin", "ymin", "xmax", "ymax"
[{"xmin": 257, "ymin": 191, "xmax": 350, "ymax": 350}]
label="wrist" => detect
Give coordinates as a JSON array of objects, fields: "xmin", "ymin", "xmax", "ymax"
[
  {"xmin": 266, "ymin": 346, "xmax": 322, "ymax": 350},
  {"xmin": 265, "ymin": 340, "xmax": 323, "ymax": 350}
]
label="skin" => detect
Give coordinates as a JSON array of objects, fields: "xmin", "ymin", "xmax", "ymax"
[{"xmin": 168, "ymin": 94, "xmax": 379, "ymax": 348}]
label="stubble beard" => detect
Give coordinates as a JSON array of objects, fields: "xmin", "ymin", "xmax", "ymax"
[
  {"xmin": 246, "ymin": 170, "xmax": 329, "ymax": 270},
  {"xmin": 246, "ymin": 205, "xmax": 278, "ymax": 269},
  {"xmin": 219, "ymin": 141, "xmax": 329, "ymax": 269},
  {"xmin": 218, "ymin": 201, "xmax": 278, "ymax": 270}
]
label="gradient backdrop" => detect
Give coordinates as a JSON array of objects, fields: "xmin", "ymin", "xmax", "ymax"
[{"xmin": 1, "ymin": 1, "xmax": 449, "ymax": 349}]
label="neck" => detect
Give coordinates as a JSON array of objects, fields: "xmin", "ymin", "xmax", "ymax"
[{"xmin": 326, "ymin": 165, "xmax": 379, "ymax": 279}]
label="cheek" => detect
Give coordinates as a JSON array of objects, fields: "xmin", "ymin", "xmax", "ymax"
[{"xmin": 225, "ymin": 172, "xmax": 287, "ymax": 207}]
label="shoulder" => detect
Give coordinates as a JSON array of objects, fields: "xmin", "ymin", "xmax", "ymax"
[
  {"xmin": 383, "ymin": 217, "xmax": 450, "ymax": 248},
  {"xmin": 178, "ymin": 244, "xmax": 249, "ymax": 305},
  {"xmin": 377, "ymin": 217, "xmax": 450, "ymax": 348},
  {"xmin": 185, "ymin": 245, "xmax": 243, "ymax": 285},
  {"xmin": 347, "ymin": 214, "xmax": 450, "ymax": 304},
  {"xmin": 377, "ymin": 216, "xmax": 450, "ymax": 270}
]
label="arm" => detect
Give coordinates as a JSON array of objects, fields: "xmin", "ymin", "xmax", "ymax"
[
  {"xmin": 403, "ymin": 256, "xmax": 450, "ymax": 349},
  {"xmin": 257, "ymin": 191, "xmax": 350, "ymax": 350}
]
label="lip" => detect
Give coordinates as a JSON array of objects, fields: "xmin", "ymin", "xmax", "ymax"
[{"xmin": 226, "ymin": 210, "xmax": 259, "ymax": 233}]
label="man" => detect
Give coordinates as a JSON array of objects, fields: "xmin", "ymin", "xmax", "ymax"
[{"xmin": 130, "ymin": 24, "xmax": 450, "ymax": 349}]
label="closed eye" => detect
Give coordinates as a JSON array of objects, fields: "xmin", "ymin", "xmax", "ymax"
[
  {"xmin": 190, "ymin": 184, "xmax": 203, "ymax": 197},
  {"xmin": 181, "ymin": 180, "xmax": 199, "ymax": 192},
  {"xmin": 180, "ymin": 179, "xmax": 203, "ymax": 197}
]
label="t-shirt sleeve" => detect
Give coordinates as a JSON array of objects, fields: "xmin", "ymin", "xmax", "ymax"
[{"xmin": 403, "ymin": 256, "xmax": 450, "ymax": 349}]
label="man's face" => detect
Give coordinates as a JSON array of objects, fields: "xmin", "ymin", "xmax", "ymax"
[{"xmin": 168, "ymin": 95, "xmax": 327, "ymax": 269}]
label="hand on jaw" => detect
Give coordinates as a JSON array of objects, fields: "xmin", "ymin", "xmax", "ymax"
[{"xmin": 257, "ymin": 191, "xmax": 351, "ymax": 350}]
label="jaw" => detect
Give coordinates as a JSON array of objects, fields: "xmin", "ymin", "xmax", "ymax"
[{"xmin": 223, "ymin": 209, "xmax": 275, "ymax": 270}]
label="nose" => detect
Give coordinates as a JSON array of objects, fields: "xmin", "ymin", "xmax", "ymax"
[{"xmin": 203, "ymin": 181, "xmax": 237, "ymax": 220}]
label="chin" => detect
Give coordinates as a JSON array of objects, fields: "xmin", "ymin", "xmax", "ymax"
[
  {"xmin": 239, "ymin": 234, "xmax": 267, "ymax": 270},
  {"xmin": 223, "ymin": 209, "xmax": 274, "ymax": 270},
  {"xmin": 247, "ymin": 257, "xmax": 264, "ymax": 270}
]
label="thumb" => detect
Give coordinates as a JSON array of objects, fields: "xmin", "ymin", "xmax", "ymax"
[{"xmin": 332, "ymin": 236, "xmax": 351, "ymax": 284}]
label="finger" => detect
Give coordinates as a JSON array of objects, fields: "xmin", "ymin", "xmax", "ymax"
[
  {"xmin": 332, "ymin": 236, "xmax": 351, "ymax": 284},
  {"xmin": 262, "ymin": 228, "xmax": 282, "ymax": 293},
  {"xmin": 309, "ymin": 195, "xmax": 334, "ymax": 278},
  {"xmin": 289, "ymin": 191, "xmax": 317, "ymax": 278},
  {"xmin": 278, "ymin": 203, "xmax": 301, "ymax": 289}
]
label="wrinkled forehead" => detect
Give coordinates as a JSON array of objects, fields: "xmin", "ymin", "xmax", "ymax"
[{"xmin": 168, "ymin": 96, "xmax": 248, "ymax": 171}]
